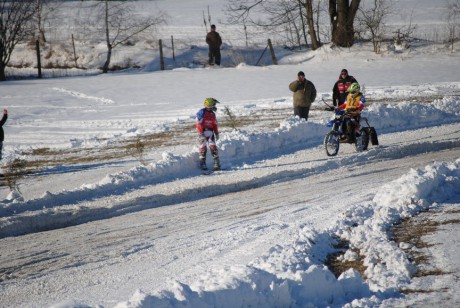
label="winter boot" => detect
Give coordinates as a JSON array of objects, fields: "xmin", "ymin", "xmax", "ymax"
[
  {"xmin": 200, "ymin": 158, "xmax": 207, "ymax": 170},
  {"xmin": 213, "ymin": 157, "xmax": 221, "ymax": 171},
  {"xmin": 346, "ymin": 124, "xmax": 354, "ymax": 142},
  {"xmin": 354, "ymin": 121, "xmax": 361, "ymax": 136}
]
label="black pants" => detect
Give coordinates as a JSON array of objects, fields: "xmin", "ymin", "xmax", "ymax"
[
  {"xmin": 343, "ymin": 114, "xmax": 360, "ymax": 136},
  {"xmin": 208, "ymin": 47, "xmax": 221, "ymax": 65},
  {"xmin": 294, "ymin": 106, "xmax": 310, "ymax": 121}
]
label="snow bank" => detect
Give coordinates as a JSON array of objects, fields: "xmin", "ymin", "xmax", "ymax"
[
  {"xmin": 115, "ymin": 228, "xmax": 371, "ymax": 308},
  {"xmin": 1, "ymin": 100, "xmax": 459, "ymax": 238},
  {"xmin": 366, "ymin": 97, "xmax": 460, "ymax": 133},
  {"xmin": 114, "ymin": 159, "xmax": 460, "ymax": 307},
  {"xmin": 333, "ymin": 159, "xmax": 460, "ymax": 294}
]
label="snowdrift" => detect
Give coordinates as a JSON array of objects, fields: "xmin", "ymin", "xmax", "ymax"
[{"xmin": 1, "ymin": 99, "xmax": 459, "ymax": 239}]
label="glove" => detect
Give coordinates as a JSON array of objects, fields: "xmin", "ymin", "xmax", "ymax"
[{"xmin": 214, "ymin": 133, "xmax": 219, "ymax": 141}]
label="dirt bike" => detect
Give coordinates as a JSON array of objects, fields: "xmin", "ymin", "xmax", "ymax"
[{"xmin": 324, "ymin": 108, "xmax": 378, "ymax": 157}]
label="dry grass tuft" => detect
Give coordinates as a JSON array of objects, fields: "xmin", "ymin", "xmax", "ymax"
[
  {"xmin": 325, "ymin": 206, "xmax": 459, "ymax": 293},
  {"xmin": 389, "ymin": 208, "xmax": 459, "ymax": 293},
  {"xmin": 401, "ymin": 287, "xmax": 449, "ymax": 294},
  {"xmin": 325, "ymin": 238, "xmax": 367, "ymax": 279},
  {"xmin": 390, "ymin": 216, "xmax": 438, "ymax": 249},
  {"xmin": 1, "ymin": 107, "xmax": 284, "ymax": 187}
]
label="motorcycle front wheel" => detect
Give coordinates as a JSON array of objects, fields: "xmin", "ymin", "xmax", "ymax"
[{"xmin": 324, "ymin": 131, "xmax": 340, "ymax": 156}]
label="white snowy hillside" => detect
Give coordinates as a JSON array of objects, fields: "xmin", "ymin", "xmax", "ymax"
[{"xmin": 1, "ymin": 0, "xmax": 460, "ymax": 307}]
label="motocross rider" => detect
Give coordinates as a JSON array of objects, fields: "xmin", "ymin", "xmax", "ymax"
[
  {"xmin": 337, "ymin": 82, "xmax": 366, "ymax": 141},
  {"xmin": 196, "ymin": 97, "xmax": 220, "ymax": 171}
]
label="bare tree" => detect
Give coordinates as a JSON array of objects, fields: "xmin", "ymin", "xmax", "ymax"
[
  {"xmin": 201, "ymin": 6, "xmax": 212, "ymax": 33},
  {"xmin": 392, "ymin": 10, "xmax": 416, "ymax": 50},
  {"xmin": 80, "ymin": 0, "xmax": 167, "ymax": 73},
  {"xmin": 314, "ymin": 0, "xmax": 324, "ymax": 44},
  {"xmin": 225, "ymin": 0, "xmax": 296, "ymax": 46},
  {"xmin": 255, "ymin": 0, "xmax": 305, "ymax": 47},
  {"xmin": 225, "ymin": 0, "xmax": 322, "ymax": 49},
  {"xmin": 357, "ymin": 0, "xmax": 393, "ymax": 53},
  {"xmin": 447, "ymin": 0, "xmax": 460, "ymax": 52},
  {"xmin": 329, "ymin": 0, "xmax": 361, "ymax": 47},
  {"xmin": 303, "ymin": 0, "xmax": 320, "ymax": 49},
  {"xmin": 225, "ymin": 0, "xmax": 253, "ymax": 47},
  {"xmin": 0, "ymin": 0, "xmax": 36, "ymax": 81},
  {"xmin": 34, "ymin": 0, "xmax": 64, "ymax": 45},
  {"xmin": 225, "ymin": 0, "xmax": 363, "ymax": 49}
]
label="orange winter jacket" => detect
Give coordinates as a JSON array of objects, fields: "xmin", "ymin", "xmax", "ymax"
[{"xmin": 338, "ymin": 92, "xmax": 366, "ymax": 115}]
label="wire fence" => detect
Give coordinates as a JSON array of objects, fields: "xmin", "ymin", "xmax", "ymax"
[{"xmin": 4, "ymin": 21, "xmax": 457, "ymax": 80}]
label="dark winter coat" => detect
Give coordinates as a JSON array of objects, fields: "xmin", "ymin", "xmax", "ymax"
[
  {"xmin": 332, "ymin": 75, "xmax": 357, "ymax": 106},
  {"xmin": 206, "ymin": 31, "xmax": 222, "ymax": 49},
  {"xmin": 289, "ymin": 79, "xmax": 317, "ymax": 108},
  {"xmin": 0, "ymin": 113, "xmax": 7, "ymax": 142}
]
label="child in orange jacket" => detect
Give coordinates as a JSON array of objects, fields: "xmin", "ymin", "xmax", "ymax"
[{"xmin": 337, "ymin": 82, "xmax": 365, "ymax": 139}]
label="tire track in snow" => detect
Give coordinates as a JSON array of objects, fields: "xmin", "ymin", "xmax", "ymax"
[
  {"xmin": 52, "ymin": 87, "xmax": 114, "ymax": 104},
  {"xmin": 1, "ymin": 135, "xmax": 459, "ymax": 238}
]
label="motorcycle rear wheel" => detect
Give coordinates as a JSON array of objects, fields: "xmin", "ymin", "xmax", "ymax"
[
  {"xmin": 355, "ymin": 128, "xmax": 370, "ymax": 152},
  {"xmin": 324, "ymin": 131, "xmax": 340, "ymax": 156}
]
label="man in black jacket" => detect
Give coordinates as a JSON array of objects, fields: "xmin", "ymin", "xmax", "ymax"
[
  {"xmin": 332, "ymin": 69, "xmax": 358, "ymax": 107},
  {"xmin": 206, "ymin": 24, "xmax": 222, "ymax": 65}
]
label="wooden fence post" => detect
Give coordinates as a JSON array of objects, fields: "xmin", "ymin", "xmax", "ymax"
[
  {"xmin": 255, "ymin": 45, "xmax": 268, "ymax": 66},
  {"xmin": 71, "ymin": 34, "xmax": 78, "ymax": 68},
  {"xmin": 159, "ymin": 39, "xmax": 165, "ymax": 70},
  {"xmin": 171, "ymin": 35, "xmax": 175, "ymax": 61},
  {"xmin": 267, "ymin": 39, "xmax": 277, "ymax": 65},
  {"xmin": 35, "ymin": 40, "xmax": 42, "ymax": 78}
]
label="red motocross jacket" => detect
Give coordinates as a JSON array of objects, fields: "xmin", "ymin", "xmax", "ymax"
[{"xmin": 196, "ymin": 108, "xmax": 219, "ymax": 135}]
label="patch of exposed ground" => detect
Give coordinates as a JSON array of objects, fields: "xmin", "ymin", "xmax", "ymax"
[
  {"xmin": 0, "ymin": 107, "xmax": 291, "ymax": 187},
  {"xmin": 326, "ymin": 206, "xmax": 460, "ymax": 297},
  {"xmin": 325, "ymin": 237, "xmax": 367, "ymax": 279},
  {"xmin": 390, "ymin": 208, "xmax": 460, "ymax": 295},
  {"xmin": 16, "ymin": 107, "xmax": 291, "ymax": 171}
]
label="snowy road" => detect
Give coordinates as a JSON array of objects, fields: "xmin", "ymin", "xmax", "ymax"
[{"xmin": 1, "ymin": 122, "xmax": 459, "ymax": 307}]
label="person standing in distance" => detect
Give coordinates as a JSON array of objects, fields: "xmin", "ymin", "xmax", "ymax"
[
  {"xmin": 0, "ymin": 109, "xmax": 8, "ymax": 160},
  {"xmin": 289, "ymin": 71, "xmax": 317, "ymax": 121},
  {"xmin": 206, "ymin": 24, "xmax": 222, "ymax": 66},
  {"xmin": 332, "ymin": 68, "xmax": 358, "ymax": 107}
]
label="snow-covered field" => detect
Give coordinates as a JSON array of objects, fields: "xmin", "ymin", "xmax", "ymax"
[{"xmin": 1, "ymin": 1, "xmax": 460, "ymax": 307}]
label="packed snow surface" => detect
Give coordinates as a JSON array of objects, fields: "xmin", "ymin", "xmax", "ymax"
[{"xmin": 1, "ymin": 0, "xmax": 460, "ymax": 307}]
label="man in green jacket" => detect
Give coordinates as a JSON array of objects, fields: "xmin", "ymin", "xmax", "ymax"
[{"xmin": 289, "ymin": 71, "xmax": 317, "ymax": 121}]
